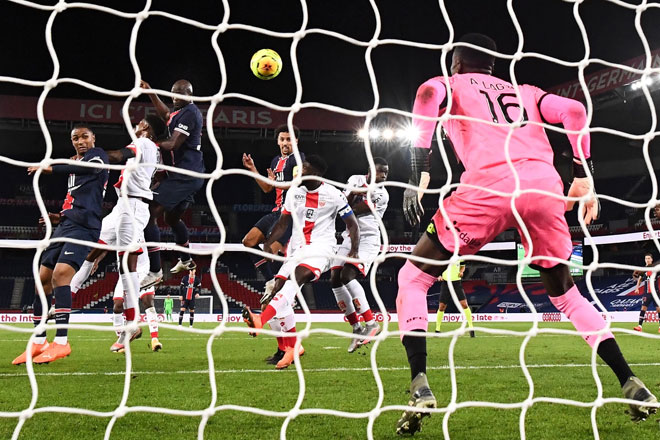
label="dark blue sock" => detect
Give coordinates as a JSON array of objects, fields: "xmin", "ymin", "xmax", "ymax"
[
  {"xmin": 249, "ymin": 247, "xmax": 274, "ymax": 280},
  {"xmin": 172, "ymin": 220, "xmax": 191, "ymax": 261},
  {"xmin": 53, "ymin": 286, "xmax": 71, "ymax": 338},
  {"xmin": 32, "ymin": 293, "xmax": 51, "ymax": 338},
  {"xmin": 144, "ymin": 222, "xmax": 162, "ymax": 273}
]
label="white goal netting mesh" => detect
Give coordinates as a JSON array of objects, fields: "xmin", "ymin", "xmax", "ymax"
[{"xmin": 1, "ymin": 1, "xmax": 660, "ymax": 439}]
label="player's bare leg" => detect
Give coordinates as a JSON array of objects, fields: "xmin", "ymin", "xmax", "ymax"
[
  {"xmin": 142, "ymin": 203, "xmax": 166, "ymax": 288},
  {"xmin": 166, "ymin": 204, "xmax": 196, "ymax": 274},
  {"xmin": 541, "ymin": 264, "xmax": 657, "ymax": 421}
]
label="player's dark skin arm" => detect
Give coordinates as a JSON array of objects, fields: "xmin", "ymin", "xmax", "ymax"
[
  {"xmin": 105, "ymin": 148, "xmax": 137, "ymax": 164},
  {"xmin": 350, "ymin": 198, "xmax": 372, "ymax": 217},
  {"xmin": 343, "ymin": 213, "xmax": 360, "ymax": 258},
  {"xmin": 140, "ymin": 80, "xmax": 171, "ymax": 121},
  {"xmin": 158, "ymin": 131, "xmax": 187, "ymax": 152}
]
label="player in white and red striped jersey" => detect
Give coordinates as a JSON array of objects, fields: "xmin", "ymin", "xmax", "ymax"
[
  {"xmin": 331, "ymin": 158, "xmax": 389, "ymax": 353},
  {"xmin": 242, "ymin": 155, "xmax": 360, "ymax": 368},
  {"xmin": 69, "ymin": 115, "xmax": 166, "ymax": 353}
]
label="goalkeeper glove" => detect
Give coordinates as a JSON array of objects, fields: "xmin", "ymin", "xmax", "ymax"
[
  {"xmin": 567, "ymin": 158, "xmax": 599, "ymax": 224},
  {"xmin": 403, "ymin": 147, "xmax": 430, "ymax": 227}
]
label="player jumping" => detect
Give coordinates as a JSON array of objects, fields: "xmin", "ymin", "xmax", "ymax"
[
  {"xmin": 394, "ymin": 33, "xmax": 657, "ymax": 434},
  {"xmin": 242, "ymin": 155, "xmax": 361, "ymax": 368},
  {"xmin": 13, "ymin": 125, "xmax": 109, "ymax": 365},
  {"xmin": 330, "ymin": 157, "xmax": 389, "ymax": 353},
  {"xmin": 140, "ymin": 79, "xmax": 205, "ymax": 288},
  {"xmin": 241, "ymin": 125, "xmax": 304, "ymax": 284}
]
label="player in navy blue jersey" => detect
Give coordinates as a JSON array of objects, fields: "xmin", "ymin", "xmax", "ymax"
[
  {"xmin": 179, "ymin": 268, "xmax": 202, "ymax": 327},
  {"xmin": 13, "ymin": 124, "xmax": 109, "ymax": 365},
  {"xmin": 241, "ymin": 125, "xmax": 304, "ymax": 283},
  {"xmin": 139, "ymin": 79, "xmax": 205, "ymax": 289}
]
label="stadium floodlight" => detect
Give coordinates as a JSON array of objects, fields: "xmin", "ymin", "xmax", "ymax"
[
  {"xmin": 396, "ymin": 124, "xmax": 420, "ymax": 144},
  {"xmin": 382, "ymin": 128, "xmax": 394, "ymax": 140},
  {"xmin": 357, "ymin": 128, "xmax": 369, "ymax": 139},
  {"xmin": 369, "ymin": 128, "xmax": 381, "ymax": 139},
  {"xmin": 629, "ymin": 74, "xmax": 658, "ymax": 91}
]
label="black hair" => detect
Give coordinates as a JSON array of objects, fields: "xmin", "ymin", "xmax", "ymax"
[
  {"xmin": 144, "ymin": 114, "xmax": 168, "ymax": 141},
  {"xmin": 305, "ymin": 154, "xmax": 328, "ymax": 176},
  {"xmin": 72, "ymin": 123, "xmax": 94, "ymax": 133},
  {"xmin": 645, "ymin": 252, "xmax": 653, "ymax": 257},
  {"xmin": 275, "ymin": 124, "xmax": 300, "ymax": 140},
  {"xmin": 454, "ymin": 33, "xmax": 497, "ymax": 71},
  {"xmin": 373, "ymin": 157, "xmax": 388, "ymax": 167}
]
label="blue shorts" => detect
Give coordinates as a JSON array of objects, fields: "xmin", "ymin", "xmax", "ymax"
[
  {"xmin": 152, "ymin": 176, "xmax": 204, "ymax": 211},
  {"xmin": 642, "ymin": 293, "xmax": 658, "ymax": 308},
  {"xmin": 40, "ymin": 218, "xmax": 99, "ymax": 271},
  {"xmin": 254, "ymin": 211, "xmax": 292, "ymax": 247}
]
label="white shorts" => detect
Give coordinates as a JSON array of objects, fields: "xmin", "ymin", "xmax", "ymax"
[
  {"xmin": 275, "ymin": 244, "xmax": 335, "ymax": 282},
  {"xmin": 330, "ymin": 234, "xmax": 381, "ymax": 276},
  {"xmin": 268, "ymin": 312, "xmax": 295, "ymax": 333},
  {"xmin": 113, "ymin": 251, "xmax": 153, "ymax": 301},
  {"xmin": 99, "ymin": 198, "xmax": 149, "ymax": 253}
]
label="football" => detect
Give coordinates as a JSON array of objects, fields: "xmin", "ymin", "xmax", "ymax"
[{"xmin": 250, "ymin": 49, "xmax": 282, "ymax": 80}]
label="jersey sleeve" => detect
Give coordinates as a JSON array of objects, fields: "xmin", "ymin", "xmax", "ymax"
[
  {"xmin": 372, "ymin": 188, "xmax": 389, "ymax": 215},
  {"xmin": 537, "ymin": 89, "xmax": 591, "ymax": 160},
  {"xmin": 335, "ymin": 191, "xmax": 353, "ymax": 219},
  {"xmin": 412, "ymin": 76, "xmax": 448, "ymax": 150},
  {"xmin": 173, "ymin": 108, "xmax": 195, "ymax": 137},
  {"xmin": 344, "ymin": 175, "xmax": 360, "ymax": 197},
  {"xmin": 282, "ymin": 189, "xmax": 294, "ymax": 215}
]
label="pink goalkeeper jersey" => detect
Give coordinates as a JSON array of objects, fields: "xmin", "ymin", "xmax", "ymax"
[{"xmin": 413, "ymin": 73, "xmax": 590, "ymax": 187}]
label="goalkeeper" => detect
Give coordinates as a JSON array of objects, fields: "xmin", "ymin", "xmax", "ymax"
[
  {"xmin": 163, "ymin": 294, "xmax": 174, "ymax": 322},
  {"xmin": 395, "ymin": 33, "xmax": 657, "ymax": 435}
]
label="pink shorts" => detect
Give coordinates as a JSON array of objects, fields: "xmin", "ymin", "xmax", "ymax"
[{"xmin": 433, "ymin": 169, "xmax": 572, "ymax": 269}]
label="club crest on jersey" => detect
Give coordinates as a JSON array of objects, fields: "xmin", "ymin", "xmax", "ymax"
[{"xmin": 305, "ymin": 209, "xmax": 315, "ymax": 220}]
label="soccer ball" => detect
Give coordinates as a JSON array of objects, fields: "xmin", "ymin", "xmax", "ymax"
[{"xmin": 250, "ymin": 49, "xmax": 282, "ymax": 80}]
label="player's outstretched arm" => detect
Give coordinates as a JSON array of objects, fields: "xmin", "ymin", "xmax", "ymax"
[
  {"xmin": 140, "ymin": 80, "xmax": 170, "ymax": 122},
  {"xmin": 158, "ymin": 131, "xmax": 187, "ymax": 152},
  {"xmin": 539, "ymin": 93, "xmax": 598, "ymax": 223},
  {"xmin": 403, "ymin": 78, "xmax": 446, "ymax": 227},
  {"xmin": 263, "ymin": 213, "xmax": 292, "ymax": 254},
  {"xmin": 242, "ymin": 153, "xmax": 274, "ymax": 193}
]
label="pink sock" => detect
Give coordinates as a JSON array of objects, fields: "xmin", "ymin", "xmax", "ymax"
[
  {"xmin": 549, "ymin": 285, "xmax": 614, "ymax": 348},
  {"xmin": 396, "ymin": 260, "xmax": 437, "ymax": 340}
]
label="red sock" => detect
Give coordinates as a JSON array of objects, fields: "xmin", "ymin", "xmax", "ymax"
[
  {"xmin": 361, "ymin": 310, "xmax": 374, "ymax": 322},
  {"xmin": 260, "ymin": 305, "xmax": 276, "ymax": 325},
  {"xmin": 346, "ymin": 312, "xmax": 359, "ymax": 325},
  {"xmin": 277, "ymin": 337, "xmax": 285, "ymax": 351},
  {"xmin": 151, "ymin": 331, "xmax": 158, "ymax": 338},
  {"xmin": 283, "ymin": 327, "xmax": 297, "ymax": 349},
  {"xmin": 124, "ymin": 308, "xmax": 136, "ymax": 321}
]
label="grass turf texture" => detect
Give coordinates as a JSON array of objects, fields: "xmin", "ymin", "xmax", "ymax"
[{"xmin": 0, "ymin": 322, "xmax": 658, "ymax": 439}]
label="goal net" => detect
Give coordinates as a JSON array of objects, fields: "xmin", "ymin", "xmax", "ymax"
[
  {"xmin": 153, "ymin": 295, "xmax": 214, "ymax": 315},
  {"xmin": 1, "ymin": 1, "xmax": 659, "ymax": 439}
]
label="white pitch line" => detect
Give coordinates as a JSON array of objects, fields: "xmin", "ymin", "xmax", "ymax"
[{"xmin": 2, "ymin": 362, "xmax": 660, "ymax": 378}]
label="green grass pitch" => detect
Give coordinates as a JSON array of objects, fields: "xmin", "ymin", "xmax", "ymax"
[{"xmin": 0, "ymin": 321, "xmax": 658, "ymax": 439}]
